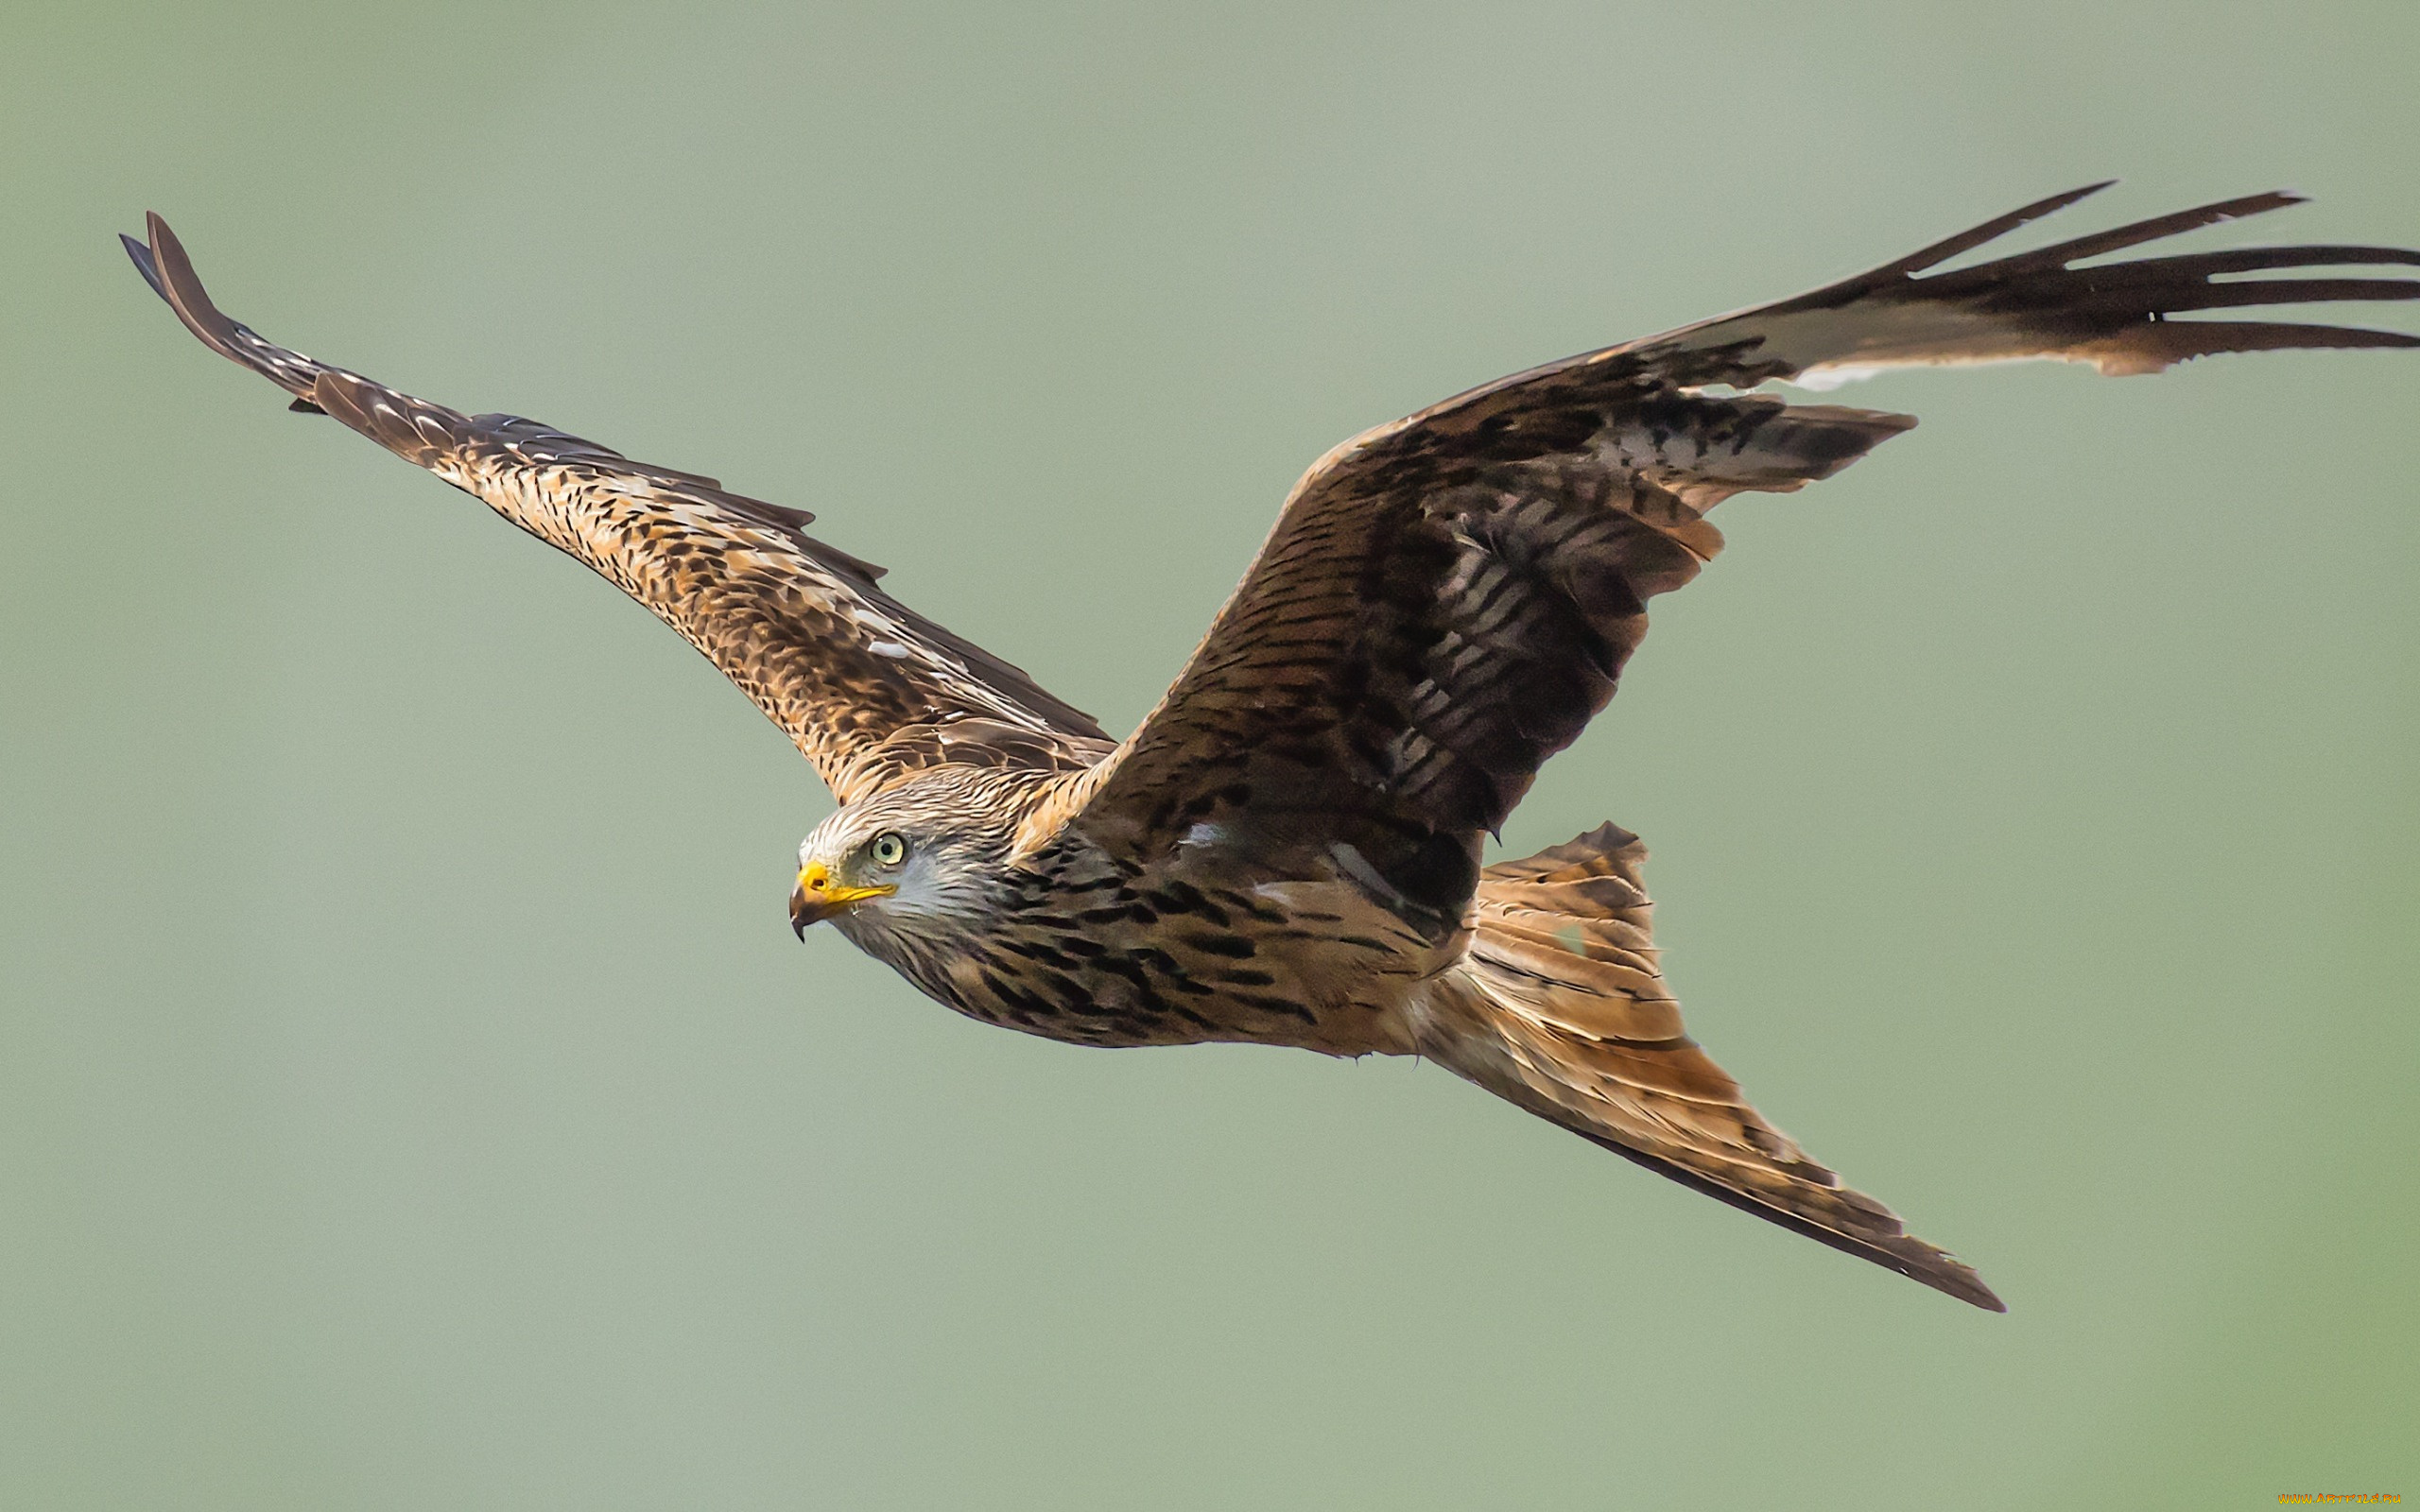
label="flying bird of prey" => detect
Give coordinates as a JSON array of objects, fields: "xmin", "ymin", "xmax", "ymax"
[{"xmin": 126, "ymin": 186, "xmax": 2418, "ymax": 1312}]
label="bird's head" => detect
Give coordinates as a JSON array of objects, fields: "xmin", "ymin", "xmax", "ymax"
[{"xmin": 790, "ymin": 767, "xmax": 1018, "ymax": 955}]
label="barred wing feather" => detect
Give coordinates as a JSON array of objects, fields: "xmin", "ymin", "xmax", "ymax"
[{"xmin": 124, "ymin": 215, "xmax": 1109, "ymax": 804}]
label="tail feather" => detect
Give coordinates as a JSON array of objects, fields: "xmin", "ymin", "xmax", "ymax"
[{"xmin": 1424, "ymin": 823, "xmax": 2004, "ymax": 1312}]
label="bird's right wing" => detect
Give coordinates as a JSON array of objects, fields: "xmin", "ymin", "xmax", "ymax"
[{"xmin": 125, "ymin": 215, "xmax": 1110, "ymax": 804}]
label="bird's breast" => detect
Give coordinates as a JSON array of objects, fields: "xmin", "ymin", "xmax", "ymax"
[{"xmin": 922, "ymin": 852, "xmax": 1453, "ymax": 1056}]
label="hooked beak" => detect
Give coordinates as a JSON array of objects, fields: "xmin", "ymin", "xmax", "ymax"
[{"xmin": 789, "ymin": 862, "xmax": 896, "ymax": 937}]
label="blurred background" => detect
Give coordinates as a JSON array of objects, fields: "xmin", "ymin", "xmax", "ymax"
[{"xmin": 4, "ymin": 2, "xmax": 2413, "ymax": 1506}]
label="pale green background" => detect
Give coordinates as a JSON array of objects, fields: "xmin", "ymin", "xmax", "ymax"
[{"xmin": 4, "ymin": 3, "xmax": 2412, "ymax": 1507}]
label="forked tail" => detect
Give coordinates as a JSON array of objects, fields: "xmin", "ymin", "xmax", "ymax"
[{"xmin": 1420, "ymin": 824, "xmax": 2003, "ymax": 1311}]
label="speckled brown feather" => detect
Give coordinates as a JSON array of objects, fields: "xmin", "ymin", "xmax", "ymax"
[{"xmin": 123, "ymin": 214, "xmax": 1107, "ymax": 803}]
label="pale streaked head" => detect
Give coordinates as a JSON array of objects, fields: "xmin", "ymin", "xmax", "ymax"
[{"xmin": 788, "ymin": 767, "xmax": 1021, "ymax": 959}]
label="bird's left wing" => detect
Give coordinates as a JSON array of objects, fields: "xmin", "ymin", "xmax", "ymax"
[
  {"xmin": 1048, "ymin": 186, "xmax": 2418, "ymax": 925},
  {"xmin": 125, "ymin": 215, "xmax": 1108, "ymax": 803}
]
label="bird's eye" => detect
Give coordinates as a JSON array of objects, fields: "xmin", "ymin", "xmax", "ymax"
[{"xmin": 869, "ymin": 833, "xmax": 908, "ymax": 868}]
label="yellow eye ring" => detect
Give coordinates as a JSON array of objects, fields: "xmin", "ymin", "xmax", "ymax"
[{"xmin": 869, "ymin": 833, "xmax": 908, "ymax": 867}]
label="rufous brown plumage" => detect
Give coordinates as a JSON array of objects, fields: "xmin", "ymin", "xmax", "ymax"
[{"xmin": 129, "ymin": 185, "xmax": 2420, "ymax": 1312}]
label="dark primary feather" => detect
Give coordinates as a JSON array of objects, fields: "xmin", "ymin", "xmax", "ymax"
[
  {"xmin": 122, "ymin": 214, "xmax": 1107, "ymax": 802},
  {"xmin": 1626, "ymin": 183, "xmax": 2420, "ymax": 384},
  {"xmin": 1064, "ymin": 186, "xmax": 2419, "ymax": 928}
]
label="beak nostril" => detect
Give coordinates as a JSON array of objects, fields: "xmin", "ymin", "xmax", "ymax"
[{"xmin": 786, "ymin": 861, "xmax": 893, "ymax": 939}]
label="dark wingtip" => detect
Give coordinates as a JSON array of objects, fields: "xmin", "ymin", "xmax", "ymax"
[
  {"xmin": 137, "ymin": 211, "xmax": 241, "ymax": 356},
  {"xmin": 128, "ymin": 210, "xmax": 331, "ymax": 405},
  {"xmin": 120, "ymin": 228, "xmax": 168, "ymax": 301},
  {"xmin": 136, "ymin": 209, "xmax": 230, "ymax": 351},
  {"xmin": 2005, "ymin": 188, "xmax": 2316, "ymax": 272},
  {"xmin": 1871, "ymin": 180, "xmax": 2120, "ymax": 282}
]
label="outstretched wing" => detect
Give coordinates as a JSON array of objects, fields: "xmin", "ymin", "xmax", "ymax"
[
  {"xmin": 125, "ymin": 214, "xmax": 1108, "ymax": 803},
  {"xmin": 1055, "ymin": 186, "xmax": 2417, "ymax": 926}
]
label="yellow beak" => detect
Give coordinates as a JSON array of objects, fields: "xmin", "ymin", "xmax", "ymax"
[{"xmin": 790, "ymin": 862, "xmax": 897, "ymax": 936}]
